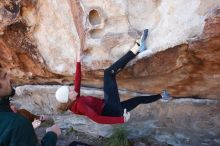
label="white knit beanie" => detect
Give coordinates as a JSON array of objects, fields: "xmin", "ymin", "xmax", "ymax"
[{"xmin": 55, "ymin": 86, "xmax": 69, "ymax": 103}]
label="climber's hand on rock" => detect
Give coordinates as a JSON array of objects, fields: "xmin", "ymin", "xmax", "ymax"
[
  {"xmin": 123, "ymin": 109, "xmax": 130, "ymax": 122},
  {"xmin": 46, "ymin": 124, "xmax": 61, "ymax": 137}
]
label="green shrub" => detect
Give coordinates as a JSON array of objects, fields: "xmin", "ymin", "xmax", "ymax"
[
  {"xmin": 107, "ymin": 127, "xmax": 130, "ymax": 146},
  {"xmin": 65, "ymin": 126, "xmax": 77, "ymax": 136}
]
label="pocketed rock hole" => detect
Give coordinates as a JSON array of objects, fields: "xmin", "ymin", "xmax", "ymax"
[{"xmin": 88, "ymin": 9, "xmax": 101, "ymax": 26}]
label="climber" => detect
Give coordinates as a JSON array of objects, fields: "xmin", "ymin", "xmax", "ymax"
[
  {"xmin": 0, "ymin": 69, "xmax": 61, "ymax": 146},
  {"xmin": 55, "ymin": 29, "xmax": 172, "ymax": 124}
]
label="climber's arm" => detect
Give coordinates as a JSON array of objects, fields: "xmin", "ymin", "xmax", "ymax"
[{"xmin": 74, "ymin": 50, "xmax": 81, "ymax": 97}]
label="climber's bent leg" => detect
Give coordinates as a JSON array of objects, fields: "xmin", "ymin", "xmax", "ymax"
[
  {"xmin": 104, "ymin": 51, "xmax": 136, "ymax": 76},
  {"xmin": 102, "ymin": 51, "xmax": 136, "ymax": 117}
]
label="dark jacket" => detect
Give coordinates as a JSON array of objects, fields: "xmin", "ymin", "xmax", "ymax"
[{"xmin": 0, "ymin": 97, "xmax": 57, "ymax": 146}]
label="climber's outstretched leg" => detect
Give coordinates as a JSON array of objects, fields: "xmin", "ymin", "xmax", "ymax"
[
  {"xmin": 120, "ymin": 89, "xmax": 172, "ymax": 112},
  {"xmin": 121, "ymin": 94, "xmax": 161, "ymax": 112}
]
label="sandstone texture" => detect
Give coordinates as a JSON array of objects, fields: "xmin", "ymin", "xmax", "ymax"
[
  {"xmin": 1, "ymin": 0, "xmax": 220, "ymax": 145},
  {"xmin": 0, "ymin": 0, "xmax": 219, "ymax": 98}
]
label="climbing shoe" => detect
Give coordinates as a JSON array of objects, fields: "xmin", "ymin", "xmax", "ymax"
[
  {"xmin": 161, "ymin": 90, "xmax": 172, "ymax": 102},
  {"xmin": 139, "ymin": 29, "xmax": 148, "ymax": 53}
]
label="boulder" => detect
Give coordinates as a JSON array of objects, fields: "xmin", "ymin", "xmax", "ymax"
[
  {"xmin": 12, "ymin": 85, "xmax": 220, "ymax": 146},
  {"xmin": 0, "ymin": 0, "xmax": 220, "ymax": 98}
]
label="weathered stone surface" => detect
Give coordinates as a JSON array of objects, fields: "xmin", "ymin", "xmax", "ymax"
[
  {"xmin": 0, "ymin": 0, "xmax": 62, "ymax": 85},
  {"xmin": 0, "ymin": 0, "xmax": 20, "ymax": 33},
  {"xmin": 1, "ymin": 1, "xmax": 220, "ymax": 145},
  {"xmin": 32, "ymin": 0, "xmax": 80, "ymax": 75},
  {"xmin": 12, "ymin": 85, "xmax": 220, "ymax": 146},
  {"xmin": 0, "ymin": 0, "xmax": 220, "ymax": 99},
  {"xmin": 84, "ymin": 6, "xmax": 220, "ymax": 99},
  {"xmin": 35, "ymin": 126, "xmax": 106, "ymax": 146}
]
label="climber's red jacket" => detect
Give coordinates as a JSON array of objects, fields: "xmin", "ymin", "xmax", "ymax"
[{"xmin": 69, "ymin": 62, "xmax": 124, "ymax": 124}]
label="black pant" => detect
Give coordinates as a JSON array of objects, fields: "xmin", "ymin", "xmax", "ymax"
[{"xmin": 102, "ymin": 51, "xmax": 161, "ymax": 117}]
